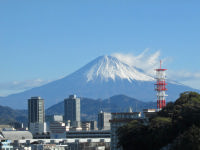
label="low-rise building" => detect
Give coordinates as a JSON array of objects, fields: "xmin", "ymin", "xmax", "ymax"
[
  {"xmin": 0, "ymin": 140, "xmax": 13, "ymax": 150},
  {"xmin": 0, "ymin": 125, "xmax": 12, "ymax": 132},
  {"xmin": 66, "ymin": 130, "xmax": 110, "ymax": 138},
  {"xmin": 81, "ymin": 121, "xmax": 98, "ymax": 131},
  {"xmin": 50, "ymin": 122, "xmax": 70, "ymax": 139},
  {"xmin": 90, "ymin": 120, "xmax": 98, "ymax": 130},
  {"xmin": 110, "ymin": 112, "xmax": 141, "ymax": 150},
  {"xmin": 143, "ymin": 109, "xmax": 157, "ymax": 125},
  {"xmin": 31, "ymin": 143, "xmax": 68, "ymax": 150},
  {"xmin": 49, "ymin": 115, "xmax": 63, "ymax": 122},
  {"xmin": 11, "ymin": 138, "xmax": 110, "ymax": 150},
  {"xmin": 0, "ymin": 131, "xmax": 33, "ymax": 140},
  {"xmin": 81, "ymin": 121, "xmax": 91, "ymax": 131},
  {"xmin": 33, "ymin": 132, "xmax": 50, "ymax": 139},
  {"xmin": 29, "ymin": 122, "xmax": 47, "ymax": 135}
]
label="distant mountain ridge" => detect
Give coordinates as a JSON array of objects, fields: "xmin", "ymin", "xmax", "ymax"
[
  {"xmin": 47, "ymin": 94, "xmax": 157, "ymax": 121},
  {"xmin": 0, "ymin": 95, "xmax": 155, "ymax": 124},
  {"xmin": 0, "ymin": 55, "xmax": 199, "ymax": 109},
  {"xmin": 0, "ymin": 105, "xmax": 27, "ymax": 125}
]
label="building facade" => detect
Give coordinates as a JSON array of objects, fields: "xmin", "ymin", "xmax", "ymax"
[
  {"xmin": 28, "ymin": 97, "xmax": 45, "ymax": 125},
  {"xmin": 81, "ymin": 121, "xmax": 91, "ymax": 131},
  {"xmin": 50, "ymin": 122, "xmax": 70, "ymax": 139},
  {"xmin": 90, "ymin": 121, "xmax": 98, "ymax": 130},
  {"xmin": 28, "ymin": 97, "xmax": 47, "ymax": 134},
  {"xmin": 143, "ymin": 109, "xmax": 157, "ymax": 119},
  {"xmin": 0, "ymin": 140, "xmax": 13, "ymax": 150},
  {"xmin": 64, "ymin": 95, "xmax": 81, "ymax": 127},
  {"xmin": 11, "ymin": 138, "xmax": 110, "ymax": 150},
  {"xmin": 49, "ymin": 115, "xmax": 63, "ymax": 122},
  {"xmin": 98, "ymin": 111, "xmax": 111, "ymax": 130},
  {"xmin": 66, "ymin": 130, "xmax": 110, "ymax": 138},
  {"xmin": 29, "ymin": 122, "xmax": 47, "ymax": 134}
]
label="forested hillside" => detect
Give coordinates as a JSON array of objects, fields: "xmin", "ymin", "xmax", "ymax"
[{"xmin": 117, "ymin": 91, "xmax": 200, "ymax": 150}]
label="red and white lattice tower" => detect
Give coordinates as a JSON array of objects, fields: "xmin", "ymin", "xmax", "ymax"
[{"xmin": 155, "ymin": 60, "xmax": 167, "ymax": 109}]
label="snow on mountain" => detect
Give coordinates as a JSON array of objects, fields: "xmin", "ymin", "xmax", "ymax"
[
  {"xmin": 0, "ymin": 55, "xmax": 199, "ymax": 109},
  {"xmin": 85, "ymin": 55, "xmax": 154, "ymax": 82}
]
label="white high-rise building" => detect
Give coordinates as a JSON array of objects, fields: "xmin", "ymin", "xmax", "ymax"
[{"xmin": 98, "ymin": 111, "xmax": 111, "ymax": 130}]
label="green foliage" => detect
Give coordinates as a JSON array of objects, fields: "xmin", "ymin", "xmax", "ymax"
[
  {"xmin": 117, "ymin": 117, "xmax": 173, "ymax": 150},
  {"xmin": 117, "ymin": 120, "xmax": 148, "ymax": 150},
  {"xmin": 170, "ymin": 125, "xmax": 200, "ymax": 150},
  {"xmin": 117, "ymin": 91, "xmax": 200, "ymax": 150}
]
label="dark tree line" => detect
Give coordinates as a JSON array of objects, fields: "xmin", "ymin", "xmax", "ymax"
[{"xmin": 117, "ymin": 91, "xmax": 200, "ymax": 150}]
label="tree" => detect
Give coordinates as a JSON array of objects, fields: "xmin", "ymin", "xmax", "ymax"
[
  {"xmin": 117, "ymin": 92, "xmax": 200, "ymax": 150},
  {"xmin": 170, "ymin": 125, "xmax": 200, "ymax": 150}
]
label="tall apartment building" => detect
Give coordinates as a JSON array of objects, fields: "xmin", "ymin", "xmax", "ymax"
[
  {"xmin": 28, "ymin": 96, "xmax": 46, "ymax": 134},
  {"xmin": 28, "ymin": 97, "xmax": 45, "ymax": 124},
  {"xmin": 64, "ymin": 95, "xmax": 80, "ymax": 127},
  {"xmin": 98, "ymin": 111, "xmax": 111, "ymax": 130}
]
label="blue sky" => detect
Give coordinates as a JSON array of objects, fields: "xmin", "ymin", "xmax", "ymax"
[{"xmin": 0, "ymin": 1, "xmax": 200, "ymax": 96}]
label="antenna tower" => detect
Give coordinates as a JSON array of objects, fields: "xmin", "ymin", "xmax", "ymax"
[{"xmin": 155, "ymin": 60, "xmax": 167, "ymax": 109}]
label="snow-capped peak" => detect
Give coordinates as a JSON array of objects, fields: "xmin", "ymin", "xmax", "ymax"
[{"xmin": 85, "ymin": 55, "xmax": 154, "ymax": 82}]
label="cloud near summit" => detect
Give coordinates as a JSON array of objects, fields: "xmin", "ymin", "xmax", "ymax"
[
  {"xmin": 112, "ymin": 50, "xmax": 161, "ymax": 76},
  {"xmin": 112, "ymin": 50, "xmax": 200, "ymax": 90}
]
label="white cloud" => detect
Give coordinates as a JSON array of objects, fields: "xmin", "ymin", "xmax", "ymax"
[
  {"xmin": 112, "ymin": 50, "xmax": 200, "ymax": 90},
  {"xmin": 181, "ymin": 80, "xmax": 200, "ymax": 90},
  {"xmin": 168, "ymin": 70, "xmax": 200, "ymax": 81},
  {"xmin": 112, "ymin": 49, "xmax": 162, "ymax": 76},
  {"xmin": 167, "ymin": 70, "xmax": 200, "ymax": 89},
  {"xmin": 0, "ymin": 79, "xmax": 51, "ymax": 96}
]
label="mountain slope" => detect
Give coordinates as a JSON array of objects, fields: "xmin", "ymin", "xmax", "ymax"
[
  {"xmin": 85, "ymin": 55, "xmax": 154, "ymax": 82},
  {"xmin": 46, "ymin": 95, "xmax": 157, "ymax": 121},
  {"xmin": 0, "ymin": 105, "xmax": 27, "ymax": 124},
  {"xmin": 0, "ymin": 55, "xmax": 199, "ymax": 109}
]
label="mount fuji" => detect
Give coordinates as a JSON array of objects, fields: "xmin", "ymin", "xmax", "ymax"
[{"xmin": 0, "ymin": 55, "xmax": 199, "ymax": 109}]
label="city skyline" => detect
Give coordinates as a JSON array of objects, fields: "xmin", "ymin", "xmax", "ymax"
[{"xmin": 0, "ymin": 1, "xmax": 200, "ymax": 96}]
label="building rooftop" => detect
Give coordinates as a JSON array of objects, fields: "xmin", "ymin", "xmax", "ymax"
[
  {"xmin": 1, "ymin": 131, "xmax": 33, "ymax": 140},
  {"xmin": 111, "ymin": 112, "xmax": 141, "ymax": 115},
  {"xmin": 30, "ymin": 96, "xmax": 42, "ymax": 99},
  {"xmin": 143, "ymin": 109, "xmax": 157, "ymax": 112},
  {"xmin": 69, "ymin": 94, "xmax": 76, "ymax": 99}
]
